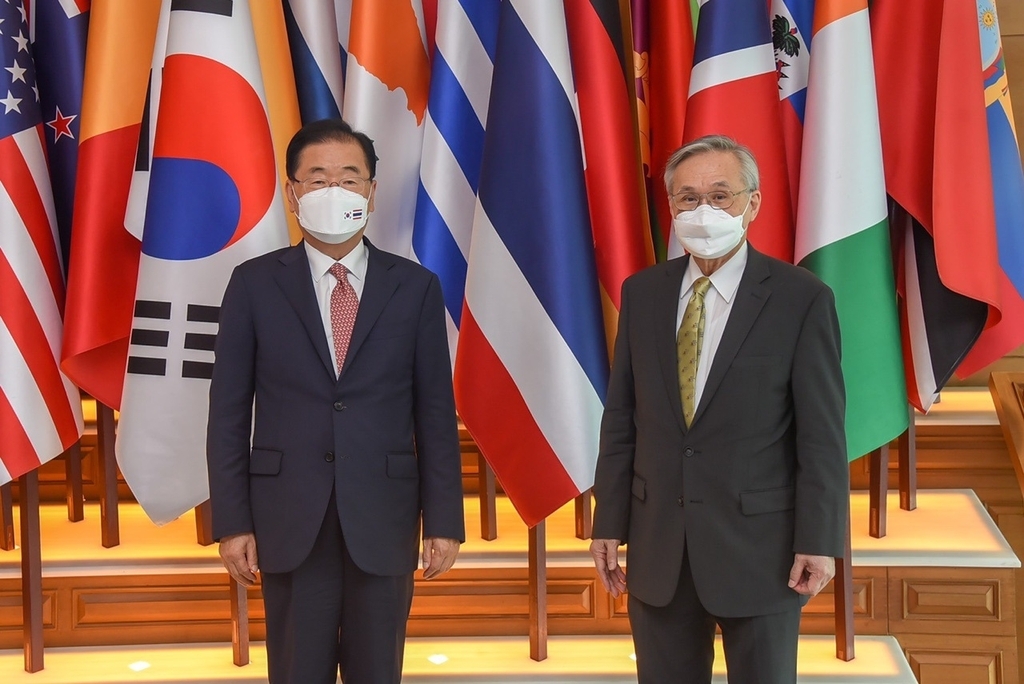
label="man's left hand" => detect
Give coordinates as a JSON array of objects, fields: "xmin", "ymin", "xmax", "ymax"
[
  {"xmin": 422, "ymin": 537, "xmax": 461, "ymax": 579},
  {"xmin": 788, "ymin": 554, "xmax": 835, "ymax": 597}
]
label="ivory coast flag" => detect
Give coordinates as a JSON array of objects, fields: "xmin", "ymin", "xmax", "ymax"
[{"xmin": 794, "ymin": 0, "xmax": 908, "ymax": 459}]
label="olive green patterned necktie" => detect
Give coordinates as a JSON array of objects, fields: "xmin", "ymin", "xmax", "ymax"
[{"xmin": 677, "ymin": 276, "xmax": 712, "ymax": 427}]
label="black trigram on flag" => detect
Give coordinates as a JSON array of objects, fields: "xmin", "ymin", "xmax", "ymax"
[{"xmin": 128, "ymin": 300, "xmax": 219, "ymax": 380}]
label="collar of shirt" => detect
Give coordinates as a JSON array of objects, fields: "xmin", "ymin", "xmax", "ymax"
[
  {"xmin": 680, "ymin": 240, "xmax": 748, "ymax": 305},
  {"xmin": 304, "ymin": 238, "xmax": 368, "ymax": 289}
]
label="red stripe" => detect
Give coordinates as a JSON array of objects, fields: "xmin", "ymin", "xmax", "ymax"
[
  {"xmin": 0, "ymin": 251, "xmax": 80, "ymax": 449},
  {"xmin": 0, "ymin": 134, "xmax": 65, "ymax": 313},
  {"xmin": 565, "ymin": 0, "xmax": 653, "ymax": 309},
  {"xmin": 0, "ymin": 388, "xmax": 41, "ymax": 483},
  {"xmin": 61, "ymin": 125, "xmax": 143, "ymax": 409},
  {"xmin": 958, "ymin": 271, "xmax": 1024, "ymax": 377},
  {"xmin": 454, "ymin": 311, "xmax": 581, "ymax": 527}
]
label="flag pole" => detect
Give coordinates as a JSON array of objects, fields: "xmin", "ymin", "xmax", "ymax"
[
  {"xmin": 95, "ymin": 403, "xmax": 120, "ymax": 547},
  {"xmin": 528, "ymin": 518, "xmax": 547, "ymax": 661},
  {"xmin": 63, "ymin": 441, "xmax": 84, "ymax": 522},
  {"xmin": 195, "ymin": 501, "xmax": 214, "ymax": 546},
  {"xmin": 834, "ymin": 501, "xmax": 855, "ymax": 661},
  {"xmin": 0, "ymin": 483, "xmax": 14, "ymax": 550},
  {"xmin": 898, "ymin": 404, "xmax": 918, "ymax": 511},
  {"xmin": 574, "ymin": 490, "xmax": 592, "ymax": 540},
  {"xmin": 20, "ymin": 470, "xmax": 45, "ymax": 672},
  {"xmin": 477, "ymin": 455, "xmax": 497, "ymax": 541},
  {"xmin": 230, "ymin": 577, "xmax": 250, "ymax": 666},
  {"xmin": 868, "ymin": 446, "xmax": 889, "ymax": 538}
]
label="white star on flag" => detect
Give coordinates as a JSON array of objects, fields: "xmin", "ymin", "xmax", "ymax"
[
  {"xmin": 16, "ymin": 1, "xmax": 24, "ymax": 23},
  {"xmin": 0, "ymin": 88, "xmax": 20, "ymax": 113},
  {"xmin": 12, "ymin": 29, "xmax": 27, "ymax": 52},
  {"xmin": 5, "ymin": 58, "xmax": 25, "ymax": 82}
]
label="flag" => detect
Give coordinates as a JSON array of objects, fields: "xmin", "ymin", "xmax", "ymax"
[
  {"xmin": 672, "ymin": 0, "xmax": 793, "ymax": 262},
  {"xmin": 771, "ymin": 0, "xmax": 811, "ymax": 207},
  {"xmin": 115, "ymin": 0, "xmax": 289, "ymax": 524},
  {"xmin": 631, "ymin": 0, "xmax": 694, "ymax": 258},
  {"xmin": 0, "ymin": 0, "xmax": 84, "ymax": 486},
  {"xmin": 454, "ymin": 0, "xmax": 608, "ymax": 527},
  {"xmin": 28, "ymin": 0, "xmax": 89, "ymax": 270},
  {"xmin": 790, "ymin": 0, "xmax": 907, "ymax": 459},
  {"xmin": 282, "ymin": 0, "xmax": 346, "ymax": 123},
  {"xmin": 565, "ymin": 0, "xmax": 654, "ymax": 344},
  {"xmin": 958, "ymin": 0, "xmax": 1024, "ymax": 375},
  {"xmin": 411, "ymin": 0, "xmax": 500, "ymax": 365},
  {"xmin": 60, "ymin": 0, "xmax": 161, "ymax": 409},
  {"xmin": 872, "ymin": 0, "xmax": 1001, "ymax": 410},
  {"xmin": 343, "ymin": 0, "xmax": 430, "ymax": 257}
]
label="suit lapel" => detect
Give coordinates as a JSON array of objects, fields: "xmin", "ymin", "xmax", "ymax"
[
  {"xmin": 273, "ymin": 244, "xmax": 335, "ymax": 379},
  {"xmin": 340, "ymin": 240, "xmax": 399, "ymax": 378},
  {"xmin": 691, "ymin": 247, "xmax": 772, "ymax": 425},
  {"xmin": 655, "ymin": 257, "xmax": 690, "ymax": 434}
]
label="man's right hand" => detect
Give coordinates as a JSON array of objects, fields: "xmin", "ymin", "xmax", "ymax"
[
  {"xmin": 219, "ymin": 532, "xmax": 259, "ymax": 586},
  {"xmin": 590, "ymin": 538, "xmax": 627, "ymax": 598}
]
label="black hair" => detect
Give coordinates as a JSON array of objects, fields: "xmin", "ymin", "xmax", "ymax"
[{"xmin": 285, "ymin": 118, "xmax": 378, "ymax": 180}]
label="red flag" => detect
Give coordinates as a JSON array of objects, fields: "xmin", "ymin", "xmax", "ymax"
[
  {"xmin": 60, "ymin": 0, "xmax": 161, "ymax": 409},
  {"xmin": 872, "ymin": 0, "xmax": 1002, "ymax": 407},
  {"xmin": 565, "ymin": 0, "xmax": 653, "ymax": 339}
]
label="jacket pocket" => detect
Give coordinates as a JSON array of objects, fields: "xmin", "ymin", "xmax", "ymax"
[
  {"xmin": 249, "ymin": 448, "xmax": 282, "ymax": 475},
  {"xmin": 631, "ymin": 475, "xmax": 646, "ymax": 501},
  {"xmin": 740, "ymin": 485, "xmax": 795, "ymax": 515},
  {"xmin": 386, "ymin": 452, "xmax": 419, "ymax": 479}
]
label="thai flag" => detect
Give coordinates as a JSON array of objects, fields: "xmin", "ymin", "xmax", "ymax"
[
  {"xmin": 283, "ymin": 0, "xmax": 347, "ymax": 123},
  {"xmin": 672, "ymin": 0, "xmax": 794, "ymax": 262},
  {"xmin": 28, "ymin": 0, "xmax": 89, "ymax": 270},
  {"xmin": 454, "ymin": 0, "xmax": 608, "ymax": 527},
  {"xmin": 0, "ymin": 0, "xmax": 84, "ymax": 486},
  {"xmin": 411, "ymin": 0, "xmax": 500, "ymax": 365}
]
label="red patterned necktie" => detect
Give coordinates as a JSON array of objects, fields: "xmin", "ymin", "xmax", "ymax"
[{"xmin": 329, "ymin": 263, "xmax": 359, "ymax": 373}]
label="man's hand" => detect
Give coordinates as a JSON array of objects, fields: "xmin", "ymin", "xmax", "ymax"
[
  {"xmin": 788, "ymin": 553, "xmax": 835, "ymax": 597},
  {"xmin": 422, "ymin": 537, "xmax": 460, "ymax": 579},
  {"xmin": 219, "ymin": 532, "xmax": 259, "ymax": 587},
  {"xmin": 590, "ymin": 538, "xmax": 627, "ymax": 598}
]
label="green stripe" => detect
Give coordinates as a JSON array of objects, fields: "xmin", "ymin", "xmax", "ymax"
[{"xmin": 799, "ymin": 220, "xmax": 908, "ymax": 460}]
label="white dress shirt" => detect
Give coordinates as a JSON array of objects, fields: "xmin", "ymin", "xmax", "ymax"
[
  {"xmin": 304, "ymin": 239, "xmax": 368, "ymax": 377},
  {"xmin": 675, "ymin": 241, "xmax": 748, "ymax": 411}
]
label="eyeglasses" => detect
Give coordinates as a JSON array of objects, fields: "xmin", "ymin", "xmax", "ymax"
[
  {"xmin": 294, "ymin": 176, "xmax": 372, "ymax": 195},
  {"xmin": 670, "ymin": 188, "xmax": 750, "ymax": 212}
]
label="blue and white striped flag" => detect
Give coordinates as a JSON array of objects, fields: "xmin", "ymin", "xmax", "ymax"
[
  {"xmin": 454, "ymin": 0, "xmax": 608, "ymax": 526},
  {"xmin": 283, "ymin": 0, "xmax": 349, "ymax": 123},
  {"xmin": 412, "ymin": 0, "xmax": 500, "ymax": 364}
]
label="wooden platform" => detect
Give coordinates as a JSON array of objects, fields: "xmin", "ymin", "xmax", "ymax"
[{"xmin": 0, "ymin": 635, "xmax": 916, "ymax": 683}]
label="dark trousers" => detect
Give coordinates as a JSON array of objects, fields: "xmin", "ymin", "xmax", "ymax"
[
  {"xmin": 260, "ymin": 494, "xmax": 414, "ymax": 684},
  {"xmin": 628, "ymin": 548, "xmax": 801, "ymax": 684}
]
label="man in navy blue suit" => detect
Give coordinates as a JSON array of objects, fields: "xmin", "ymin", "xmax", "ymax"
[{"xmin": 207, "ymin": 119, "xmax": 465, "ymax": 684}]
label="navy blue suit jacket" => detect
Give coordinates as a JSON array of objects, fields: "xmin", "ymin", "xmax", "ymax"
[{"xmin": 206, "ymin": 239, "xmax": 465, "ymax": 576}]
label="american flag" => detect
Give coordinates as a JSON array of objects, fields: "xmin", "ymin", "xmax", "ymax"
[{"xmin": 0, "ymin": 0, "xmax": 83, "ymax": 486}]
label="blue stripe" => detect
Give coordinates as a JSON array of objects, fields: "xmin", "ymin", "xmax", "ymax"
[
  {"xmin": 988, "ymin": 106, "xmax": 1024, "ymax": 294},
  {"xmin": 412, "ymin": 183, "xmax": 467, "ymax": 326},
  {"xmin": 477, "ymin": 3, "xmax": 608, "ymax": 399},
  {"xmin": 783, "ymin": 0, "xmax": 814, "ymax": 53},
  {"xmin": 693, "ymin": 0, "xmax": 772, "ymax": 65},
  {"xmin": 458, "ymin": 0, "xmax": 500, "ymax": 63},
  {"xmin": 428, "ymin": 52, "xmax": 486, "ymax": 193},
  {"xmin": 787, "ymin": 87, "xmax": 806, "ymax": 124},
  {"xmin": 283, "ymin": 1, "xmax": 342, "ymax": 123}
]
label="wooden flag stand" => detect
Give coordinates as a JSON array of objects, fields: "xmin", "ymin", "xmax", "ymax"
[
  {"xmin": 0, "ymin": 482, "xmax": 14, "ymax": 550},
  {"xmin": 63, "ymin": 442, "xmax": 84, "ymax": 522},
  {"xmin": 528, "ymin": 519, "xmax": 547, "ymax": 661},
  {"xmin": 95, "ymin": 403, "xmax": 120, "ymax": 548},
  {"xmin": 230, "ymin": 576, "xmax": 250, "ymax": 666},
  {"xmin": 834, "ymin": 503, "xmax": 855, "ymax": 661},
  {"xmin": 19, "ymin": 470, "xmax": 45, "ymax": 672},
  {"xmin": 478, "ymin": 456, "xmax": 497, "ymax": 540}
]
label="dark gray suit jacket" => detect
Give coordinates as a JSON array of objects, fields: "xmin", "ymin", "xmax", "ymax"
[
  {"xmin": 592, "ymin": 246, "xmax": 848, "ymax": 617},
  {"xmin": 206, "ymin": 239, "xmax": 465, "ymax": 576}
]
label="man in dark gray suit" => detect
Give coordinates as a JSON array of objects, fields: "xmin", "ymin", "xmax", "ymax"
[
  {"xmin": 591, "ymin": 134, "xmax": 848, "ymax": 683},
  {"xmin": 207, "ymin": 119, "xmax": 465, "ymax": 684}
]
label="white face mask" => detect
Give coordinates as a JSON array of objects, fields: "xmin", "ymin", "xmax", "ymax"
[
  {"xmin": 672, "ymin": 198, "xmax": 749, "ymax": 259},
  {"xmin": 295, "ymin": 186, "xmax": 370, "ymax": 244}
]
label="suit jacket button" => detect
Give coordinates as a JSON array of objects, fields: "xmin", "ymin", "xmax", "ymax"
[
  {"xmin": 677, "ymin": 497, "xmax": 684, "ymax": 507},
  {"xmin": 333, "ymin": 401, "xmax": 345, "ymax": 411},
  {"xmin": 325, "ymin": 452, "xmax": 335, "ymax": 462},
  {"xmin": 684, "ymin": 447, "xmax": 694, "ymax": 457}
]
